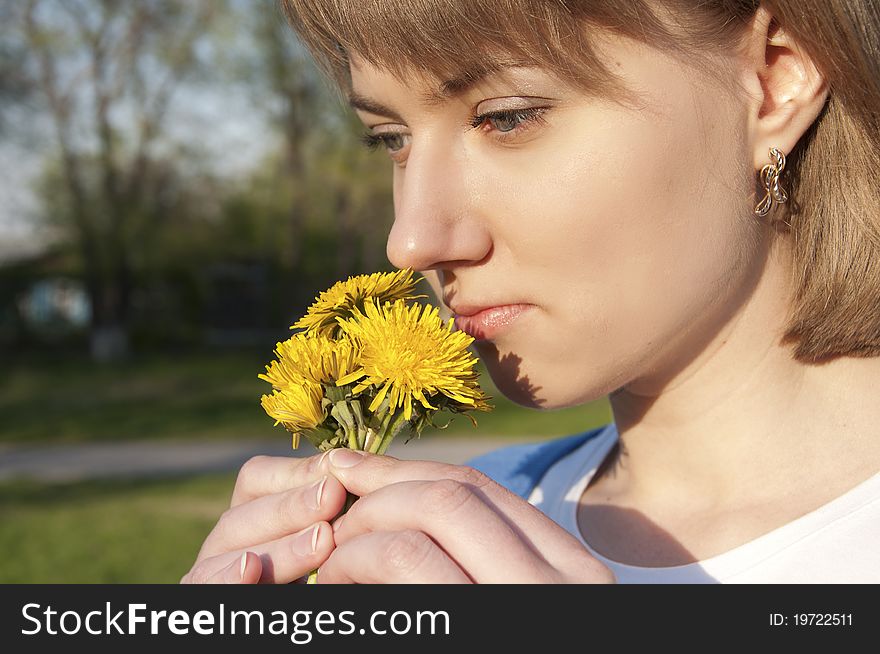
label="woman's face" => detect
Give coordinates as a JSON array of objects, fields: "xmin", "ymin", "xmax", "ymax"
[{"xmin": 348, "ymin": 33, "xmax": 763, "ymax": 409}]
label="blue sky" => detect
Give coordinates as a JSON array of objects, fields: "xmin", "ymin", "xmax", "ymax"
[{"xmin": 0, "ymin": 83, "xmax": 274, "ymax": 245}]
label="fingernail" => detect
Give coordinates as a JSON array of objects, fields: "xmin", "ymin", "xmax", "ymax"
[
  {"xmin": 225, "ymin": 552, "xmax": 246, "ymax": 583},
  {"xmin": 332, "ymin": 514, "xmax": 345, "ymax": 533},
  {"xmin": 292, "ymin": 524, "xmax": 319, "ymax": 556},
  {"xmin": 308, "ymin": 476, "xmax": 327, "ymax": 510},
  {"xmin": 329, "ymin": 449, "xmax": 366, "ymax": 468},
  {"xmin": 239, "ymin": 552, "xmax": 248, "ymax": 580}
]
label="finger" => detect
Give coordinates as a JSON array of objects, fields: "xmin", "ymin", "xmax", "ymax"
[
  {"xmin": 333, "ymin": 479, "xmax": 557, "ymax": 583},
  {"xmin": 198, "ymin": 474, "xmax": 346, "ymax": 560},
  {"xmin": 316, "ymin": 530, "xmax": 472, "ymax": 584},
  {"xmin": 185, "ymin": 523, "xmax": 333, "ymax": 584},
  {"xmin": 181, "ymin": 552, "xmax": 255, "ymax": 584},
  {"xmin": 239, "ymin": 551, "xmax": 262, "ymax": 584},
  {"xmin": 230, "ymin": 452, "xmax": 331, "ymax": 507},
  {"xmin": 324, "ymin": 450, "xmax": 590, "ymax": 569}
]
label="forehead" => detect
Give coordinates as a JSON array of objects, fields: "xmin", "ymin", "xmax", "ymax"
[
  {"xmin": 348, "ymin": 52, "xmax": 741, "ymax": 150},
  {"xmin": 346, "ymin": 34, "xmax": 677, "ymax": 117},
  {"xmin": 335, "ymin": 14, "xmax": 648, "ymax": 111},
  {"xmin": 348, "ymin": 54, "xmax": 575, "ymax": 109}
]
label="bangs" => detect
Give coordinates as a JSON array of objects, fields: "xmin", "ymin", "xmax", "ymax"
[{"xmin": 280, "ymin": 0, "xmax": 709, "ymax": 105}]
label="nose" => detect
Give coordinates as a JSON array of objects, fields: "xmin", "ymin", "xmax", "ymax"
[{"xmin": 385, "ymin": 139, "xmax": 492, "ymax": 272}]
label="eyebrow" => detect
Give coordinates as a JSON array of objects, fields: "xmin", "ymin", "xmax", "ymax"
[
  {"xmin": 348, "ymin": 62, "xmax": 528, "ymax": 120},
  {"xmin": 348, "ymin": 93, "xmax": 406, "ymax": 122}
]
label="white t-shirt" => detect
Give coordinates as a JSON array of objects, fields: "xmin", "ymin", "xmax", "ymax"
[{"xmin": 527, "ymin": 423, "xmax": 880, "ymax": 583}]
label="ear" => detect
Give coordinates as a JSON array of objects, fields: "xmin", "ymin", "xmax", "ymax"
[{"xmin": 742, "ymin": 5, "xmax": 830, "ymax": 169}]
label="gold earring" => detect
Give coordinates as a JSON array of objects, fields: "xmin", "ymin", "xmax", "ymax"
[{"xmin": 754, "ymin": 147, "xmax": 789, "ymax": 217}]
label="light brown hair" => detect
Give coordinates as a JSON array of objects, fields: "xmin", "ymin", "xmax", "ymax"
[{"xmin": 280, "ymin": 0, "xmax": 880, "ymax": 363}]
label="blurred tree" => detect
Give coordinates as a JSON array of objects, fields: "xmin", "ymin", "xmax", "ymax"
[
  {"xmin": 239, "ymin": 1, "xmax": 395, "ymax": 284},
  {"xmin": 11, "ymin": 0, "xmax": 399, "ymax": 355},
  {"xmin": 255, "ymin": 1, "xmax": 324, "ymax": 273},
  {"xmin": 21, "ymin": 0, "xmax": 221, "ymax": 361},
  {"xmin": 307, "ymin": 112, "xmax": 395, "ymax": 279},
  {"xmin": 0, "ymin": 1, "xmax": 35, "ymax": 135}
]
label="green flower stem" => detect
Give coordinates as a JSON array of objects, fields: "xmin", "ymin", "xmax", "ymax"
[
  {"xmin": 367, "ymin": 409, "xmax": 394, "ymax": 453},
  {"xmin": 306, "ymin": 404, "xmax": 415, "ymax": 584},
  {"xmin": 346, "ymin": 425, "xmax": 358, "ymax": 450},
  {"xmin": 306, "ymin": 485, "xmax": 360, "ymax": 585},
  {"xmin": 367, "ymin": 431, "xmax": 382, "ymax": 454},
  {"xmin": 350, "ymin": 400, "xmax": 367, "ymax": 449},
  {"xmin": 330, "ymin": 402, "xmax": 359, "ymax": 450},
  {"xmin": 376, "ymin": 409, "xmax": 411, "ymax": 455}
]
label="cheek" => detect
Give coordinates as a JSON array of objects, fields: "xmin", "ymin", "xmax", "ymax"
[
  {"xmin": 491, "ymin": 104, "xmax": 748, "ymax": 312},
  {"xmin": 475, "ymin": 102, "xmax": 754, "ymax": 406}
]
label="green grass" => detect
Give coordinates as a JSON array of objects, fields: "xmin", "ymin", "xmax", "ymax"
[
  {"xmin": 0, "ymin": 351, "xmax": 611, "ymax": 583},
  {"xmin": 1, "ymin": 351, "xmax": 277, "ymax": 445},
  {"xmin": 0, "ymin": 473, "xmax": 235, "ymax": 583},
  {"xmin": 1, "ymin": 351, "xmax": 612, "ymax": 445}
]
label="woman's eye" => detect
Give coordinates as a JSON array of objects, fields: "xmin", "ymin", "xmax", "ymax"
[
  {"xmin": 469, "ymin": 107, "xmax": 548, "ymax": 135},
  {"xmin": 487, "ymin": 113, "xmax": 520, "ymax": 132},
  {"xmin": 357, "ymin": 106, "xmax": 549, "ymax": 160},
  {"xmin": 359, "ymin": 132, "xmax": 408, "ymax": 154}
]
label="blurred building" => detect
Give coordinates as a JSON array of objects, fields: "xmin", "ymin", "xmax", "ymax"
[{"xmin": 17, "ymin": 277, "xmax": 90, "ymax": 329}]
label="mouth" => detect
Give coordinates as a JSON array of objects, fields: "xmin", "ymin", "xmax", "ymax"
[{"xmin": 451, "ymin": 304, "xmax": 535, "ymax": 341}]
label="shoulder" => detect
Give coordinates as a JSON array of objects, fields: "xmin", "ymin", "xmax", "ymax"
[{"xmin": 466, "ymin": 424, "xmax": 613, "ymax": 500}]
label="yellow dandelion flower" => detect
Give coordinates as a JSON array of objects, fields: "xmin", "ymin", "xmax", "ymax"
[
  {"xmin": 259, "ymin": 333, "xmax": 360, "ymax": 389},
  {"xmin": 335, "ymin": 299, "xmax": 489, "ymax": 421},
  {"xmin": 260, "ymin": 383, "xmax": 324, "ymax": 449},
  {"xmin": 292, "ymin": 268, "xmax": 427, "ymax": 336},
  {"xmin": 259, "ymin": 334, "xmax": 361, "ymax": 448}
]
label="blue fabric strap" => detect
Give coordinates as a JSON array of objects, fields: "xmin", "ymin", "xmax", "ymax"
[{"xmin": 466, "ymin": 425, "xmax": 610, "ymax": 500}]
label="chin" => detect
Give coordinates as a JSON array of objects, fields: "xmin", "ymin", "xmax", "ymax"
[
  {"xmin": 476, "ymin": 341, "xmax": 610, "ymax": 411},
  {"xmin": 493, "ymin": 377, "xmax": 548, "ymax": 409},
  {"xmin": 474, "ymin": 341, "xmax": 620, "ymax": 410},
  {"xmin": 471, "ymin": 341, "xmax": 541, "ymax": 409}
]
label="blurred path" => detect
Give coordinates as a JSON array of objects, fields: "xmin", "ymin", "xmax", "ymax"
[{"xmin": 0, "ymin": 436, "xmax": 539, "ymax": 483}]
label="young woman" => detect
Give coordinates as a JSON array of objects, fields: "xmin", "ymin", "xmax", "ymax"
[{"xmin": 183, "ymin": 0, "xmax": 880, "ymax": 583}]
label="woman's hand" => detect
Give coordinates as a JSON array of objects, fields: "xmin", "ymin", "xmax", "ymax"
[
  {"xmin": 180, "ymin": 451, "xmax": 346, "ymax": 584},
  {"xmin": 315, "ymin": 449, "xmax": 616, "ymax": 584}
]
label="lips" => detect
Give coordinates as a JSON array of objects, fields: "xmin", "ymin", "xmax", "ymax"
[{"xmin": 450, "ymin": 303, "xmax": 534, "ymax": 341}]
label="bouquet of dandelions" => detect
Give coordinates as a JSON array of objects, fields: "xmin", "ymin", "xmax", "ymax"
[{"xmin": 258, "ymin": 268, "xmax": 492, "ymax": 583}]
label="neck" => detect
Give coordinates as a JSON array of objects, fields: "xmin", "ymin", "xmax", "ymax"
[{"xmin": 606, "ymin": 236, "xmax": 880, "ymax": 510}]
